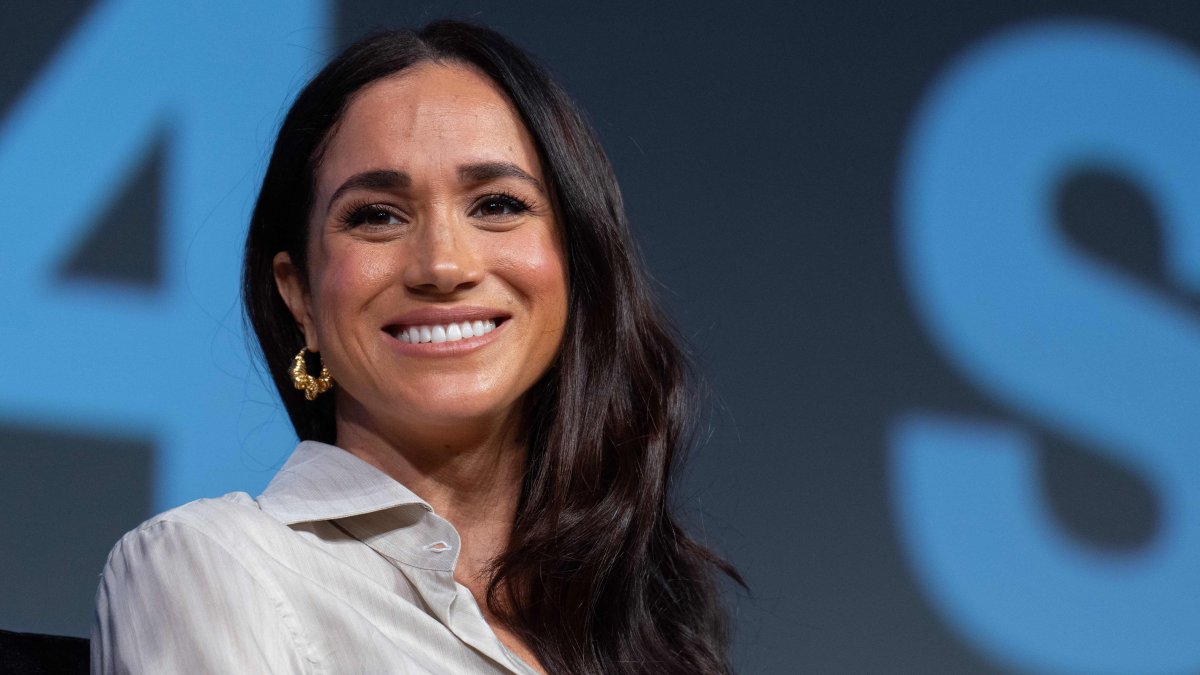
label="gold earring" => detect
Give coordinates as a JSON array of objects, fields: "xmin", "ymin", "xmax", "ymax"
[{"xmin": 290, "ymin": 348, "xmax": 333, "ymax": 400}]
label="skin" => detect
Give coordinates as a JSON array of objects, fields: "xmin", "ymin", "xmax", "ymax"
[{"xmin": 274, "ymin": 62, "xmax": 566, "ymax": 673}]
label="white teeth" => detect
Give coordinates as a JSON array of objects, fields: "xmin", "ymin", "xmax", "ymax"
[{"xmin": 396, "ymin": 319, "xmax": 498, "ymax": 344}]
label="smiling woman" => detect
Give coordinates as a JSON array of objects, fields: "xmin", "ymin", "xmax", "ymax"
[
  {"xmin": 92, "ymin": 21, "xmax": 739, "ymax": 675},
  {"xmin": 274, "ymin": 63, "xmax": 569, "ymax": 468}
]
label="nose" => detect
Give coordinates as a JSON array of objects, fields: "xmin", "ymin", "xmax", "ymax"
[{"xmin": 402, "ymin": 213, "xmax": 483, "ymax": 295}]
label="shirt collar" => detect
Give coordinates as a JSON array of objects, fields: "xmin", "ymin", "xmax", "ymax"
[
  {"xmin": 258, "ymin": 442, "xmax": 535, "ymax": 673},
  {"xmin": 256, "ymin": 440, "xmax": 433, "ymax": 525}
]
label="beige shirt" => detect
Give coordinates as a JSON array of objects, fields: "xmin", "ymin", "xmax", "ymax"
[{"xmin": 92, "ymin": 441, "xmax": 540, "ymax": 674}]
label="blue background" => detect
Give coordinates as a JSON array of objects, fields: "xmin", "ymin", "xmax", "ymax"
[{"xmin": 2, "ymin": 2, "xmax": 1197, "ymax": 673}]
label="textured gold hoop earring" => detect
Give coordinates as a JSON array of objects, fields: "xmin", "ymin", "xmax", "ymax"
[{"xmin": 290, "ymin": 348, "xmax": 333, "ymax": 401}]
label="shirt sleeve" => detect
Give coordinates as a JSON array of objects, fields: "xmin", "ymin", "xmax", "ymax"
[{"xmin": 91, "ymin": 519, "xmax": 316, "ymax": 674}]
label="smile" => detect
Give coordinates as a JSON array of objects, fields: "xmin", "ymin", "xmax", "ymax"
[{"xmin": 392, "ymin": 319, "xmax": 499, "ymax": 344}]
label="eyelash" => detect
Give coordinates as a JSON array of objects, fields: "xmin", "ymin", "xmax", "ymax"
[
  {"xmin": 472, "ymin": 191, "xmax": 533, "ymax": 218},
  {"xmin": 337, "ymin": 202, "xmax": 402, "ymax": 229},
  {"xmin": 336, "ymin": 192, "xmax": 533, "ymax": 229}
]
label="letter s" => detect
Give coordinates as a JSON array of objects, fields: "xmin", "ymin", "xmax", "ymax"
[{"xmin": 893, "ymin": 21, "xmax": 1200, "ymax": 675}]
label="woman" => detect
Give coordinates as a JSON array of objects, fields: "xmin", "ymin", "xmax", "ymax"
[{"xmin": 93, "ymin": 20, "xmax": 738, "ymax": 674}]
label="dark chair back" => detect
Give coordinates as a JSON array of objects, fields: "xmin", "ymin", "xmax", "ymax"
[{"xmin": 0, "ymin": 629, "xmax": 88, "ymax": 675}]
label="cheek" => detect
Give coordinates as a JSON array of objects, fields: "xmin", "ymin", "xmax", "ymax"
[
  {"xmin": 310, "ymin": 244, "xmax": 399, "ymax": 325},
  {"xmin": 496, "ymin": 231, "xmax": 569, "ymax": 321}
]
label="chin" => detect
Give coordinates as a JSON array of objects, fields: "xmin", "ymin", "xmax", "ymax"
[{"xmin": 395, "ymin": 389, "xmax": 524, "ymax": 430}]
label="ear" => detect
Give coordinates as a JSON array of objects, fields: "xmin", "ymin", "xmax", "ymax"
[{"xmin": 273, "ymin": 251, "xmax": 319, "ymax": 352}]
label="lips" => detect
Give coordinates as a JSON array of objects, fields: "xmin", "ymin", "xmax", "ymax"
[
  {"xmin": 383, "ymin": 306, "xmax": 509, "ymax": 346},
  {"xmin": 392, "ymin": 319, "xmax": 498, "ymax": 344}
]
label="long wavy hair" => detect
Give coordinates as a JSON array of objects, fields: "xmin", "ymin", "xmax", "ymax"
[{"xmin": 243, "ymin": 20, "xmax": 740, "ymax": 674}]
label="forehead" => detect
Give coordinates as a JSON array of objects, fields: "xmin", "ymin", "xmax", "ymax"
[{"xmin": 316, "ymin": 62, "xmax": 542, "ymax": 190}]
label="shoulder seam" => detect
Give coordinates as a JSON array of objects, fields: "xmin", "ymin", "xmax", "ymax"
[{"xmin": 124, "ymin": 519, "xmax": 325, "ymax": 673}]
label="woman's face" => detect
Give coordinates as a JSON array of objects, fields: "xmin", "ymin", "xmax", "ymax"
[{"xmin": 275, "ymin": 62, "xmax": 568, "ymax": 447}]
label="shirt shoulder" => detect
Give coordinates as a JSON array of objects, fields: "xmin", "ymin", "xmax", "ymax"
[
  {"xmin": 126, "ymin": 491, "xmax": 264, "ymax": 538},
  {"xmin": 111, "ymin": 491, "xmax": 311, "ymax": 563},
  {"xmin": 93, "ymin": 493, "xmax": 320, "ymax": 673}
]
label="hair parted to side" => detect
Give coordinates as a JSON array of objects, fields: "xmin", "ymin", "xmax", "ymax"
[{"xmin": 243, "ymin": 20, "xmax": 741, "ymax": 674}]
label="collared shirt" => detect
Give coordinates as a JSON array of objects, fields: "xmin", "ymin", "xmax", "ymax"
[{"xmin": 91, "ymin": 441, "xmax": 540, "ymax": 674}]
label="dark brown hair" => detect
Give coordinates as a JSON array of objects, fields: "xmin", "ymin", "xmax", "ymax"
[{"xmin": 243, "ymin": 20, "xmax": 740, "ymax": 674}]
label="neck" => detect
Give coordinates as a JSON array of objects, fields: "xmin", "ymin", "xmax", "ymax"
[{"xmin": 332, "ymin": 399, "xmax": 527, "ymax": 584}]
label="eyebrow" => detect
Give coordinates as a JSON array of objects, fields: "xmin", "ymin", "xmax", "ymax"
[
  {"xmin": 324, "ymin": 162, "xmax": 545, "ymax": 215},
  {"xmin": 458, "ymin": 162, "xmax": 545, "ymax": 194},
  {"xmin": 326, "ymin": 169, "xmax": 410, "ymax": 213}
]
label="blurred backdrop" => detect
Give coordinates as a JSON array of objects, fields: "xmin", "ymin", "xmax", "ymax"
[{"xmin": 2, "ymin": 1, "xmax": 1198, "ymax": 673}]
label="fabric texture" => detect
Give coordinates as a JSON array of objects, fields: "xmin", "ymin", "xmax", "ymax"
[{"xmin": 91, "ymin": 441, "xmax": 539, "ymax": 674}]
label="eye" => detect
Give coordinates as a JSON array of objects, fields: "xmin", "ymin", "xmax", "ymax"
[
  {"xmin": 340, "ymin": 203, "xmax": 404, "ymax": 229},
  {"xmin": 472, "ymin": 193, "xmax": 531, "ymax": 219}
]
